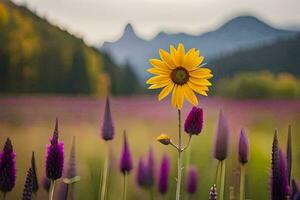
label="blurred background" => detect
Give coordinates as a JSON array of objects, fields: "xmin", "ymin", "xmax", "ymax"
[{"xmin": 0, "ymin": 0, "xmax": 300, "ymax": 199}]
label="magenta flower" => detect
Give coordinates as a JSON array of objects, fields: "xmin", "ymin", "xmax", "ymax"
[
  {"xmin": 46, "ymin": 118, "xmax": 64, "ymax": 180},
  {"xmin": 147, "ymin": 147, "xmax": 155, "ymax": 187},
  {"xmin": 22, "ymin": 168, "xmax": 33, "ymax": 200},
  {"xmin": 238, "ymin": 129, "xmax": 249, "ymax": 164},
  {"xmin": 184, "ymin": 107, "xmax": 204, "ymax": 135},
  {"xmin": 31, "ymin": 152, "xmax": 39, "ymax": 193},
  {"xmin": 158, "ymin": 155, "xmax": 170, "ymax": 195},
  {"xmin": 214, "ymin": 110, "xmax": 230, "ymax": 161},
  {"xmin": 185, "ymin": 166, "xmax": 198, "ymax": 195},
  {"xmin": 0, "ymin": 138, "xmax": 16, "ymax": 194},
  {"xmin": 120, "ymin": 131, "xmax": 133, "ymax": 174},
  {"xmin": 209, "ymin": 184, "xmax": 217, "ymax": 200},
  {"xmin": 101, "ymin": 97, "xmax": 115, "ymax": 141},
  {"xmin": 278, "ymin": 149, "xmax": 290, "ymax": 198}
]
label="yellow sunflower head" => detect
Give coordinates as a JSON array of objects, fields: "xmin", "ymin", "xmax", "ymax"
[{"xmin": 146, "ymin": 43, "xmax": 213, "ymax": 110}]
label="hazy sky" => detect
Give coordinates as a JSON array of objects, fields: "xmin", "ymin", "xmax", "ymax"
[{"xmin": 13, "ymin": 0, "xmax": 300, "ymax": 45}]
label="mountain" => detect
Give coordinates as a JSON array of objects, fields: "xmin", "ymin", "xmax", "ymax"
[
  {"xmin": 100, "ymin": 16, "xmax": 298, "ymax": 80},
  {"xmin": 209, "ymin": 35, "xmax": 300, "ymax": 79},
  {"xmin": 0, "ymin": 0, "xmax": 141, "ymax": 95}
]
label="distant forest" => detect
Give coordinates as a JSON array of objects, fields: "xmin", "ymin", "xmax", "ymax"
[
  {"xmin": 0, "ymin": 0, "xmax": 141, "ymax": 95},
  {"xmin": 209, "ymin": 35, "xmax": 300, "ymax": 80}
]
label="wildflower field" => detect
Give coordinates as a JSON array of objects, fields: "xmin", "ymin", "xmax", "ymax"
[{"xmin": 0, "ymin": 96, "xmax": 299, "ymax": 200}]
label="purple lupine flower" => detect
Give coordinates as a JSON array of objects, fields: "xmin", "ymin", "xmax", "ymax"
[
  {"xmin": 0, "ymin": 138, "xmax": 16, "ymax": 193},
  {"xmin": 209, "ymin": 184, "xmax": 217, "ymax": 200},
  {"xmin": 137, "ymin": 157, "xmax": 148, "ymax": 188},
  {"xmin": 46, "ymin": 118, "xmax": 64, "ymax": 180},
  {"xmin": 22, "ymin": 168, "xmax": 33, "ymax": 200},
  {"xmin": 185, "ymin": 166, "xmax": 198, "ymax": 195},
  {"xmin": 58, "ymin": 136, "xmax": 77, "ymax": 200},
  {"xmin": 31, "ymin": 152, "xmax": 39, "ymax": 193},
  {"xmin": 42, "ymin": 177, "xmax": 51, "ymax": 192},
  {"xmin": 184, "ymin": 107, "xmax": 204, "ymax": 135},
  {"xmin": 101, "ymin": 97, "xmax": 115, "ymax": 141},
  {"xmin": 238, "ymin": 129, "xmax": 249, "ymax": 165},
  {"xmin": 214, "ymin": 110, "xmax": 230, "ymax": 161},
  {"xmin": 120, "ymin": 131, "xmax": 133, "ymax": 174},
  {"xmin": 158, "ymin": 155, "xmax": 170, "ymax": 195},
  {"xmin": 287, "ymin": 125, "xmax": 292, "ymax": 184},
  {"xmin": 271, "ymin": 130, "xmax": 280, "ymax": 200},
  {"xmin": 278, "ymin": 149, "xmax": 290, "ymax": 198}
]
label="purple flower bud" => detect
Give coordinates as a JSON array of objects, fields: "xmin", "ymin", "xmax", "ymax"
[
  {"xmin": 101, "ymin": 97, "xmax": 115, "ymax": 141},
  {"xmin": 31, "ymin": 152, "xmax": 39, "ymax": 193},
  {"xmin": 278, "ymin": 149, "xmax": 290, "ymax": 197},
  {"xmin": 120, "ymin": 131, "xmax": 133, "ymax": 174},
  {"xmin": 184, "ymin": 107, "xmax": 204, "ymax": 135},
  {"xmin": 158, "ymin": 155, "xmax": 170, "ymax": 195},
  {"xmin": 185, "ymin": 166, "xmax": 198, "ymax": 195},
  {"xmin": 0, "ymin": 138, "xmax": 16, "ymax": 193},
  {"xmin": 46, "ymin": 118, "xmax": 64, "ymax": 180},
  {"xmin": 238, "ymin": 129, "xmax": 249, "ymax": 164},
  {"xmin": 209, "ymin": 184, "xmax": 217, "ymax": 200},
  {"xmin": 271, "ymin": 130, "xmax": 280, "ymax": 200},
  {"xmin": 214, "ymin": 110, "xmax": 230, "ymax": 161},
  {"xmin": 136, "ymin": 157, "xmax": 148, "ymax": 188},
  {"xmin": 42, "ymin": 177, "xmax": 51, "ymax": 192},
  {"xmin": 287, "ymin": 125, "xmax": 292, "ymax": 184},
  {"xmin": 147, "ymin": 147, "xmax": 155, "ymax": 187},
  {"xmin": 22, "ymin": 168, "xmax": 33, "ymax": 200},
  {"xmin": 58, "ymin": 136, "xmax": 77, "ymax": 200}
]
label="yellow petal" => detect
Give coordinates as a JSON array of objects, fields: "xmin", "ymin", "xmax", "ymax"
[
  {"xmin": 187, "ymin": 82, "xmax": 209, "ymax": 96},
  {"xmin": 188, "ymin": 56, "xmax": 204, "ymax": 70},
  {"xmin": 190, "ymin": 68, "xmax": 213, "ymax": 79},
  {"xmin": 183, "ymin": 48, "xmax": 196, "ymax": 67},
  {"xmin": 176, "ymin": 85, "xmax": 184, "ymax": 110},
  {"xmin": 171, "ymin": 85, "xmax": 178, "ymax": 108},
  {"xmin": 159, "ymin": 49, "xmax": 176, "ymax": 69},
  {"xmin": 184, "ymin": 50, "xmax": 200, "ymax": 70},
  {"xmin": 147, "ymin": 68, "xmax": 170, "ymax": 75},
  {"xmin": 183, "ymin": 84, "xmax": 198, "ymax": 106},
  {"xmin": 158, "ymin": 82, "xmax": 174, "ymax": 101},
  {"xmin": 176, "ymin": 43, "xmax": 185, "ymax": 66},
  {"xmin": 146, "ymin": 75, "xmax": 170, "ymax": 84},
  {"xmin": 189, "ymin": 77, "xmax": 212, "ymax": 86},
  {"xmin": 148, "ymin": 80, "xmax": 171, "ymax": 89},
  {"xmin": 149, "ymin": 59, "xmax": 169, "ymax": 71}
]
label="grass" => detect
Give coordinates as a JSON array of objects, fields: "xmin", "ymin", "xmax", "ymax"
[{"xmin": 0, "ymin": 95, "xmax": 299, "ymax": 199}]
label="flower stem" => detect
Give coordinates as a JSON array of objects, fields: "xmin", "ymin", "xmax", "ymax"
[
  {"xmin": 100, "ymin": 144, "xmax": 110, "ymax": 200},
  {"xmin": 49, "ymin": 180, "xmax": 56, "ymax": 200},
  {"xmin": 123, "ymin": 172, "xmax": 128, "ymax": 200},
  {"xmin": 239, "ymin": 165, "xmax": 245, "ymax": 200},
  {"xmin": 175, "ymin": 109, "xmax": 182, "ymax": 200},
  {"xmin": 219, "ymin": 160, "xmax": 226, "ymax": 200},
  {"xmin": 149, "ymin": 187, "xmax": 154, "ymax": 200}
]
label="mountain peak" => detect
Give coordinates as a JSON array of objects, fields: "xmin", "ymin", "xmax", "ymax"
[
  {"xmin": 123, "ymin": 23, "xmax": 136, "ymax": 36},
  {"xmin": 218, "ymin": 15, "xmax": 271, "ymax": 31}
]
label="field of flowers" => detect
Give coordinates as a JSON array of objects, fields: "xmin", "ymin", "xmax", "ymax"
[{"xmin": 0, "ymin": 96, "xmax": 299, "ymax": 200}]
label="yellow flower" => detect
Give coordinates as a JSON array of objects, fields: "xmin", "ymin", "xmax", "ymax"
[
  {"xmin": 156, "ymin": 134, "xmax": 171, "ymax": 145},
  {"xmin": 146, "ymin": 43, "xmax": 213, "ymax": 109}
]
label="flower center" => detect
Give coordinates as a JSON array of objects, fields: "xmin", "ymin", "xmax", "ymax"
[{"xmin": 171, "ymin": 67, "xmax": 189, "ymax": 85}]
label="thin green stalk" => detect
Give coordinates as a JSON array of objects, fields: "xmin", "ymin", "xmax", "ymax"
[
  {"xmin": 175, "ymin": 109, "xmax": 182, "ymax": 200},
  {"xmin": 49, "ymin": 180, "xmax": 56, "ymax": 200},
  {"xmin": 219, "ymin": 160, "xmax": 226, "ymax": 200},
  {"xmin": 123, "ymin": 172, "xmax": 128, "ymax": 200},
  {"xmin": 239, "ymin": 165, "xmax": 245, "ymax": 200},
  {"xmin": 100, "ymin": 144, "xmax": 110, "ymax": 200},
  {"xmin": 215, "ymin": 161, "xmax": 221, "ymax": 186}
]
